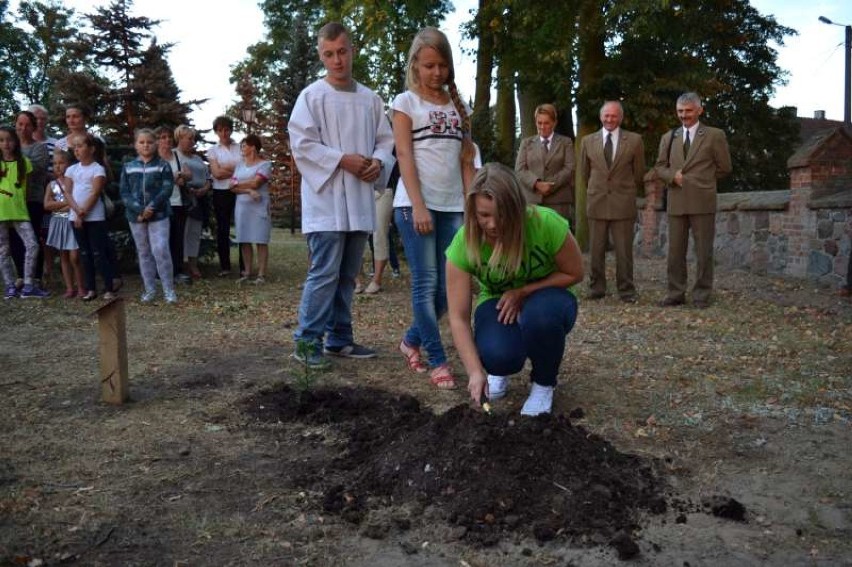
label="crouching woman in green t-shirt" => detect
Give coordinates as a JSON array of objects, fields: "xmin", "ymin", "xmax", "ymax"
[{"xmin": 446, "ymin": 163, "xmax": 583, "ymax": 415}]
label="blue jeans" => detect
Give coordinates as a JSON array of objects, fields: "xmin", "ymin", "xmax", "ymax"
[
  {"xmin": 474, "ymin": 287, "xmax": 578, "ymax": 387},
  {"xmin": 395, "ymin": 207, "xmax": 463, "ymax": 367},
  {"xmin": 294, "ymin": 231, "xmax": 368, "ymax": 350}
]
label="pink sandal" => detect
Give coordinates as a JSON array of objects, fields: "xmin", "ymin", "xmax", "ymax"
[
  {"xmin": 429, "ymin": 364, "xmax": 457, "ymax": 390},
  {"xmin": 399, "ymin": 340, "xmax": 428, "ymax": 373}
]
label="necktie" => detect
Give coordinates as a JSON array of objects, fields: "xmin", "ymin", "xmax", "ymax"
[
  {"xmin": 683, "ymin": 129, "xmax": 691, "ymax": 158},
  {"xmin": 543, "ymin": 138, "xmax": 549, "ymax": 153},
  {"xmin": 604, "ymin": 132, "xmax": 613, "ymax": 168}
]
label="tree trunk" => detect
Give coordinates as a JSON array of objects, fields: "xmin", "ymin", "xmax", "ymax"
[
  {"xmin": 471, "ymin": 0, "xmax": 496, "ymax": 161},
  {"xmin": 573, "ymin": 0, "xmax": 606, "ymax": 251},
  {"xmin": 495, "ymin": 59, "xmax": 516, "ymax": 166}
]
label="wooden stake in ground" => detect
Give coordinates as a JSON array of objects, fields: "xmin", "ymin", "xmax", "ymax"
[{"xmin": 93, "ymin": 297, "xmax": 129, "ymax": 404}]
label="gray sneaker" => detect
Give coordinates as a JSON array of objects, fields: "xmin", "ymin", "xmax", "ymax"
[
  {"xmin": 323, "ymin": 343, "xmax": 377, "ymax": 359},
  {"xmin": 140, "ymin": 290, "xmax": 156, "ymax": 303},
  {"xmin": 164, "ymin": 290, "xmax": 178, "ymax": 304},
  {"xmin": 291, "ymin": 349, "xmax": 331, "ymax": 369}
]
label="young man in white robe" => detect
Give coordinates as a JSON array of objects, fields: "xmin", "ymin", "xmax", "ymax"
[{"xmin": 289, "ymin": 21, "xmax": 395, "ymax": 368}]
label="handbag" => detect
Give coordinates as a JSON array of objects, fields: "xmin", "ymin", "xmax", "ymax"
[
  {"xmin": 186, "ymin": 193, "xmax": 207, "ymax": 221},
  {"xmin": 172, "ymin": 150, "xmax": 192, "ymax": 206}
]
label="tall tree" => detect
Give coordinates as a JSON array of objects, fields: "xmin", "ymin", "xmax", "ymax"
[
  {"xmin": 7, "ymin": 0, "xmax": 79, "ymax": 117},
  {"xmin": 340, "ymin": 0, "xmax": 452, "ymax": 102},
  {"xmin": 604, "ymin": 0, "xmax": 797, "ymax": 191},
  {"xmin": 130, "ymin": 40, "xmax": 198, "ymax": 131},
  {"xmin": 508, "ymin": 0, "xmax": 579, "ymax": 138},
  {"xmin": 233, "ymin": 0, "xmax": 452, "ymax": 119},
  {"xmin": 464, "ymin": 0, "xmax": 797, "ymax": 217},
  {"xmin": 572, "ymin": 0, "xmax": 608, "ymax": 248},
  {"xmin": 0, "ymin": 0, "xmax": 29, "ymax": 119},
  {"xmin": 69, "ymin": 0, "xmax": 159, "ymax": 143},
  {"xmin": 468, "ymin": 0, "xmax": 497, "ymax": 162}
]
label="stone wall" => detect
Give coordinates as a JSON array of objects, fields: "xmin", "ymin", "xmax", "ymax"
[{"xmin": 636, "ymin": 128, "xmax": 852, "ymax": 288}]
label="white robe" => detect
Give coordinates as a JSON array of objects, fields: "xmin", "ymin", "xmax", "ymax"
[{"xmin": 289, "ymin": 79, "xmax": 395, "ymax": 234}]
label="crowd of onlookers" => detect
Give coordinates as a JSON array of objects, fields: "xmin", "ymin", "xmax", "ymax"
[{"xmin": 0, "ymin": 104, "xmax": 279, "ymax": 304}]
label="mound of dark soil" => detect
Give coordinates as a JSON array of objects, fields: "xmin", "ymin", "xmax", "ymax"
[{"xmin": 246, "ymin": 386, "xmax": 667, "ymax": 548}]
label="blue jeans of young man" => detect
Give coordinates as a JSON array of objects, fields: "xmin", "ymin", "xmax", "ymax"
[
  {"xmin": 474, "ymin": 287, "xmax": 578, "ymax": 387},
  {"xmin": 394, "ymin": 207, "xmax": 463, "ymax": 367},
  {"xmin": 294, "ymin": 231, "xmax": 368, "ymax": 351}
]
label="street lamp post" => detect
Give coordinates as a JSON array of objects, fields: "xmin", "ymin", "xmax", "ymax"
[
  {"xmin": 238, "ymin": 73, "xmax": 258, "ymax": 134},
  {"xmin": 819, "ymin": 16, "xmax": 852, "ymax": 126},
  {"xmin": 241, "ymin": 105, "xmax": 257, "ymax": 134}
]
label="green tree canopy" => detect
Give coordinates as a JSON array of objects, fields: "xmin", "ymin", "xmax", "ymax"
[
  {"xmin": 233, "ymin": 0, "xmax": 452, "ymax": 130},
  {"xmin": 0, "ymin": 0, "xmax": 29, "ymax": 120},
  {"xmin": 130, "ymin": 40, "xmax": 201, "ymax": 133},
  {"xmin": 602, "ymin": 0, "xmax": 798, "ymax": 191},
  {"xmin": 47, "ymin": 0, "xmax": 196, "ymax": 144},
  {"xmin": 1, "ymin": 0, "xmax": 79, "ymax": 125}
]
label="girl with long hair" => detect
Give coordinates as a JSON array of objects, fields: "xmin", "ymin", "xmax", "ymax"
[
  {"xmin": 393, "ymin": 27, "xmax": 476, "ymax": 390},
  {"xmin": 446, "ymin": 163, "xmax": 583, "ymax": 416}
]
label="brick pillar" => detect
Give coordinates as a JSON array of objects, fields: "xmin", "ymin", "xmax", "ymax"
[
  {"xmin": 784, "ymin": 166, "xmax": 813, "ymax": 278},
  {"xmin": 639, "ymin": 171, "xmax": 665, "ymax": 258}
]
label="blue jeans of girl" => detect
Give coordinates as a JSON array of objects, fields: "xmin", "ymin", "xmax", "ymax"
[{"xmin": 394, "ymin": 207, "xmax": 463, "ymax": 367}]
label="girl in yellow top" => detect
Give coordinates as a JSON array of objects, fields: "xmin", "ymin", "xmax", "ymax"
[{"xmin": 0, "ymin": 126, "xmax": 49, "ymax": 299}]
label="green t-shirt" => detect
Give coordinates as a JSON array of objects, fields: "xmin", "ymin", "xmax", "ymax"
[
  {"xmin": 0, "ymin": 158, "xmax": 32, "ymax": 222},
  {"xmin": 446, "ymin": 205, "xmax": 575, "ymax": 305}
]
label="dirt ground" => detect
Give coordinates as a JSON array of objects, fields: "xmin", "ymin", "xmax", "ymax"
[{"xmin": 1, "ymin": 229, "xmax": 851, "ymax": 566}]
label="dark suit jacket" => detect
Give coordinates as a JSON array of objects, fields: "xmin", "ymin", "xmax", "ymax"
[
  {"xmin": 580, "ymin": 129, "xmax": 645, "ymax": 220},
  {"xmin": 653, "ymin": 123, "xmax": 732, "ymax": 215},
  {"xmin": 515, "ymin": 133, "xmax": 575, "ymax": 207}
]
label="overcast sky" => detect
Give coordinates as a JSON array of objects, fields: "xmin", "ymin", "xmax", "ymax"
[{"xmin": 10, "ymin": 0, "xmax": 852, "ymax": 134}]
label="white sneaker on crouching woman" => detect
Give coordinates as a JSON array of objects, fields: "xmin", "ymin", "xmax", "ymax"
[
  {"xmin": 521, "ymin": 383, "xmax": 554, "ymax": 416},
  {"xmin": 487, "ymin": 374, "xmax": 509, "ymax": 399}
]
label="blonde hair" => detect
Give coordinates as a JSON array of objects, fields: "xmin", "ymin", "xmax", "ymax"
[
  {"xmin": 134, "ymin": 128, "xmax": 156, "ymax": 142},
  {"xmin": 174, "ymin": 124, "xmax": 197, "ymax": 143},
  {"xmin": 406, "ymin": 27, "xmax": 474, "ymax": 163},
  {"xmin": 534, "ymin": 103, "xmax": 558, "ymax": 123},
  {"xmin": 53, "ymin": 147, "xmax": 73, "ymax": 164},
  {"xmin": 463, "ymin": 163, "xmax": 529, "ymax": 276}
]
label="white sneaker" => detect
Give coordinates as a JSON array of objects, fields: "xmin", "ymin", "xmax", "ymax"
[
  {"xmin": 521, "ymin": 383, "xmax": 554, "ymax": 416},
  {"xmin": 164, "ymin": 290, "xmax": 178, "ymax": 304},
  {"xmin": 140, "ymin": 290, "xmax": 156, "ymax": 303},
  {"xmin": 487, "ymin": 374, "xmax": 509, "ymax": 399}
]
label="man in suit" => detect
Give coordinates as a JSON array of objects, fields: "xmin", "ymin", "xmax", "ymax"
[
  {"xmin": 515, "ymin": 103, "xmax": 575, "ymax": 223},
  {"xmin": 654, "ymin": 92, "xmax": 732, "ymax": 308},
  {"xmin": 580, "ymin": 100, "xmax": 646, "ymax": 303}
]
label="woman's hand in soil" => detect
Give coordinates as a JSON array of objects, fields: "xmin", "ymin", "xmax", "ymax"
[
  {"xmin": 496, "ymin": 288, "xmax": 526, "ymax": 324},
  {"xmin": 468, "ymin": 370, "xmax": 487, "ymax": 406}
]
